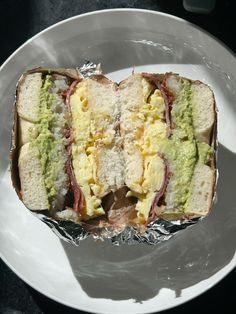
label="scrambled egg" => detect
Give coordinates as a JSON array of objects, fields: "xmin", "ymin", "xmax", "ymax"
[
  {"xmin": 132, "ymin": 79, "xmax": 167, "ymax": 223},
  {"xmin": 70, "ymin": 81, "xmax": 105, "ymax": 219},
  {"xmin": 142, "ymin": 155, "xmax": 165, "ymax": 193}
]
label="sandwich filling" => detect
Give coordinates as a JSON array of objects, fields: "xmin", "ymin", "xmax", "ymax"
[
  {"xmin": 69, "ymin": 80, "xmax": 105, "ymax": 219},
  {"xmin": 31, "ymin": 74, "xmax": 68, "ymax": 210}
]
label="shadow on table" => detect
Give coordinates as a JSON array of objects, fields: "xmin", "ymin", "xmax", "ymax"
[{"xmin": 60, "ymin": 143, "xmax": 236, "ymax": 303}]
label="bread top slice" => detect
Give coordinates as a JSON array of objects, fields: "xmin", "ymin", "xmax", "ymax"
[
  {"xmin": 17, "ymin": 73, "xmax": 42, "ymax": 122},
  {"xmin": 191, "ymin": 81, "xmax": 215, "ymax": 143},
  {"xmin": 18, "ymin": 118, "xmax": 38, "ymax": 147}
]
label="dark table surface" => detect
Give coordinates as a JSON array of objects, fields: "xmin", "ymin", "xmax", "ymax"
[{"xmin": 0, "ymin": 0, "xmax": 236, "ymax": 313}]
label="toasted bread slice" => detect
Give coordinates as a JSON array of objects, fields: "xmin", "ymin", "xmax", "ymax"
[
  {"xmin": 191, "ymin": 81, "xmax": 215, "ymax": 143},
  {"xmin": 17, "ymin": 73, "xmax": 42, "ymax": 122},
  {"xmin": 18, "ymin": 117, "xmax": 38, "ymax": 147},
  {"xmin": 184, "ymin": 163, "xmax": 216, "ymax": 217},
  {"xmin": 18, "ymin": 143, "xmax": 49, "ymax": 210}
]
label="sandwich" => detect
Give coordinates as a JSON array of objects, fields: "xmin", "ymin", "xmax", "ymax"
[{"xmin": 11, "ymin": 68, "xmax": 217, "ymax": 233}]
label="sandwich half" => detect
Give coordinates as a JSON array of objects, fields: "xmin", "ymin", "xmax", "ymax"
[
  {"xmin": 119, "ymin": 73, "xmax": 216, "ymax": 224},
  {"xmin": 12, "ymin": 68, "xmax": 217, "ymax": 232}
]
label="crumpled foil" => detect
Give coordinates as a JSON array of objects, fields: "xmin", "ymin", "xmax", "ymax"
[
  {"xmin": 78, "ymin": 60, "xmax": 102, "ymax": 77},
  {"xmin": 26, "ymin": 61, "xmax": 205, "ymax": 246},
  {"xmin": 37, "ymin": 212, "xmax": 199, "ymax": 246}
]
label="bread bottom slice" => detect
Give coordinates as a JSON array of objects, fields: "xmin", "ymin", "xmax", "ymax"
[
  {"xmin": 184, "ymin": 163, "xmax": 215, "ymax": 217},
  {"xmin": 18, "ymin": 143, "xmax": 49, "ymax": 210},
  {"xmin": 156, "ymin": 163, "xmax": 215, "ymax": 220}
]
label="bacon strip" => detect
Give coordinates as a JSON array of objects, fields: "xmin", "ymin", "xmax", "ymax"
[
  {"xmin": 147, "ymin": 153, "xmax": 171, "ymax": 225},
  {"xmin": 142, "ymin": 73, "xmax": 173, "ymax": 137},
  {"xmin": 65, "ymin": 79, "xmax": 85, "ymax": 212},
  {"xmin": 65, "ymin": 80, "xmax": 80, "ymax": 107}
]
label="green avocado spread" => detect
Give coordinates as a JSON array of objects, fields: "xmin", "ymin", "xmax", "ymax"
[
  {"xmin": 31, "ymin": 75, "xmax": 65, "ymax": 206},
  {"xmin": 197, "ymin": 142, "xmax": 213, "ymax": 164},
  {"xmin": 159, "ymin": 138, "xmax": 197, "ymax": 210},
  {"xmin": 171, "ymin": 79, "xmax": 194, "ymax": 140},
  {"xmin": 159, "ymin": 79, "xmax": 213, "ymax": 212}
]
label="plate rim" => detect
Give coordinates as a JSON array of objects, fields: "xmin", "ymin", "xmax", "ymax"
[
  {"xmin": 0, "ymin": 8, "xmax": 236, "ymax": 314},
  {"xmin": 1, "ymin": 8, "xmax": 236, "ymax": 71}
]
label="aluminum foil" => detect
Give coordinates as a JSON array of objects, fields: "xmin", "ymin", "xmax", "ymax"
[
  {"xmin": 78, "ymin": 60, "xmax": 102, "ymax": 77},
  {"xmin": 12, "ymin": 61, "xmax": 216, "ymax": 246},
  {"xmin": 37, "ymin": 212, "xmax": 199, "ymax": 246}
]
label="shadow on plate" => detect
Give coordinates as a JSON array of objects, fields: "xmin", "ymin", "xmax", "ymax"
[
  {"xmin": 61, "ymin": 143, "xmax": 236, "ymax": 302},
  {"xmin": 29, "ymin": 28, "xmax": 205, "ymax": 72}
]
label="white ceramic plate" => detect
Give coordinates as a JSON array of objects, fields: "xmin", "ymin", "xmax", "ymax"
[{"xmin": 0, "ymin": 9, "xmax": 236, "ymax": 314}]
